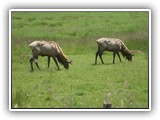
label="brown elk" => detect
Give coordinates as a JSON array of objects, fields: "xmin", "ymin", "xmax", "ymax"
[
  {"xmin": 95, "ymin": 38, "xmax": 134, "ymax": 64},
  {"xmin": 29, "ymin": 40, "xmax": 72, "ymax": 71}
]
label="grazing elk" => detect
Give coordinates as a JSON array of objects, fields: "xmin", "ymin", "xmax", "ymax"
[
  {"xmin": 29, "ymin": 40, "xmax": 72, "ymax": 71},
  {"xmin": 95, "ymin": 38, "xmax": 134, "ymax": 64}
]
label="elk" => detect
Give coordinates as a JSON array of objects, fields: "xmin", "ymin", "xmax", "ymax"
[
  {"xmin": 95, "ymin": 38, "xmax": 134, "ymax": 64},
  {"xmin": 28, "ymin": 40, "xmax": 72, "ymax": 71}
]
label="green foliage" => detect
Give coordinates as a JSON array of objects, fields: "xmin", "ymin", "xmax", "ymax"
[{"xmin": 11, "ymin": 11, "xmax": 149, "ymax": 109}]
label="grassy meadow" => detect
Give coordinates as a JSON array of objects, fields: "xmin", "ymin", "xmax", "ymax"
[{"xmin": 11, "ymin": 11, "xmax": 149, "ymax": 109}]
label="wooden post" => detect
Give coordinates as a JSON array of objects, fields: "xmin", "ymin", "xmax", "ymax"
[
  {"xmin": 103, "ymin": 102, "xmax": 112, "ymax": 108},
  {"xmin": 103, "ymin": 92, "xmax": 112, "ymax": 108}
]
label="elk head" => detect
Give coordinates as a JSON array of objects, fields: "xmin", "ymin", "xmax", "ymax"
[{"xmin": 63, "ymin": 59, "xmax": 73, "ymax": 69}]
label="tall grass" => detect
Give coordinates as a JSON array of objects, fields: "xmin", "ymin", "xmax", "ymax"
[
  {"xmin": 11, "ymin": 11, "xmax": 149, "ymax": 109},
  {"xmin": 12, "ymin": 11, "xmax": 148, "ymax": 52}
]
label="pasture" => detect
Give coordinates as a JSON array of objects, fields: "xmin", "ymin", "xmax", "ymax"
[{"xmin": 11, "ymin": 11, "xmax": 149, "ymax": 109}]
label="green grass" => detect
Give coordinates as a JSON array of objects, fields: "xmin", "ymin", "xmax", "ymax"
[{"xmin": 11, "ymin": 11, "xmax": 149, "ymax": 109}]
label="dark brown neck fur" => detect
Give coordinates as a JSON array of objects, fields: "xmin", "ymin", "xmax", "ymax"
[
  {"xmin": 121, "ymin": 48, "xmax": 131, "ymax": 57},
  {"xmin": 56, "ymin": 54, "xmax": 68, "ymax": 65}
]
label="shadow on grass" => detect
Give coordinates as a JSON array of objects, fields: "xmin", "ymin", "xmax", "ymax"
[{"xmin": 91, "ymin": 63, "xmax": 114, "ymax": 66}]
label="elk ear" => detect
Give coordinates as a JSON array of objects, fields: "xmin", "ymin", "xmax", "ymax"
[
  {"xmin": 131, "ymin": 52, "xmax": 134, "ymax": 56},
  {"xmin": 68, "ymin": 59, "xmax": 73, "ymax": 64}
]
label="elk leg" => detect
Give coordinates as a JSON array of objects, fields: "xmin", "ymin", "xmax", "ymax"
[
  {"xmin": 34, "ymin": 56, "xmax": 40, "ymax": 70},
  {"xmin": 113, "ymin": 52, "xmax": 115, "ymax": 64},
  {"xmin": 95, "ymin": 50, "xmax": 99, "ymax": 64},
  {"xmin": 99, "ymin": 51, "xmax": 104, "ymax": 64},
  {"xmin": 95, "ymin": 47, "xmax": 104, "ymax": 64},
  {"xmin": 48, "ymin": 56, "xmax": 50, "ymax": 68},
  {"xmin": 35, "ymin": 63, "xmax": 40, "ymax": 70},
  {"xmin": 29, "ymin": 57, "xmax": 34, "ymax": 71},
  {"xmin": 52, "ymin": 57, "xmax": 60, "ymax": 70},
  {"xmin": 117, "ymin": 52, "xmax": 122, "ymax": 62}
]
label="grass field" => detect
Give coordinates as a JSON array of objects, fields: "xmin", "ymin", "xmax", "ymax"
[{"xmin": 11, "ymin": 11, "xmax": 149, "ymax": 109}]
